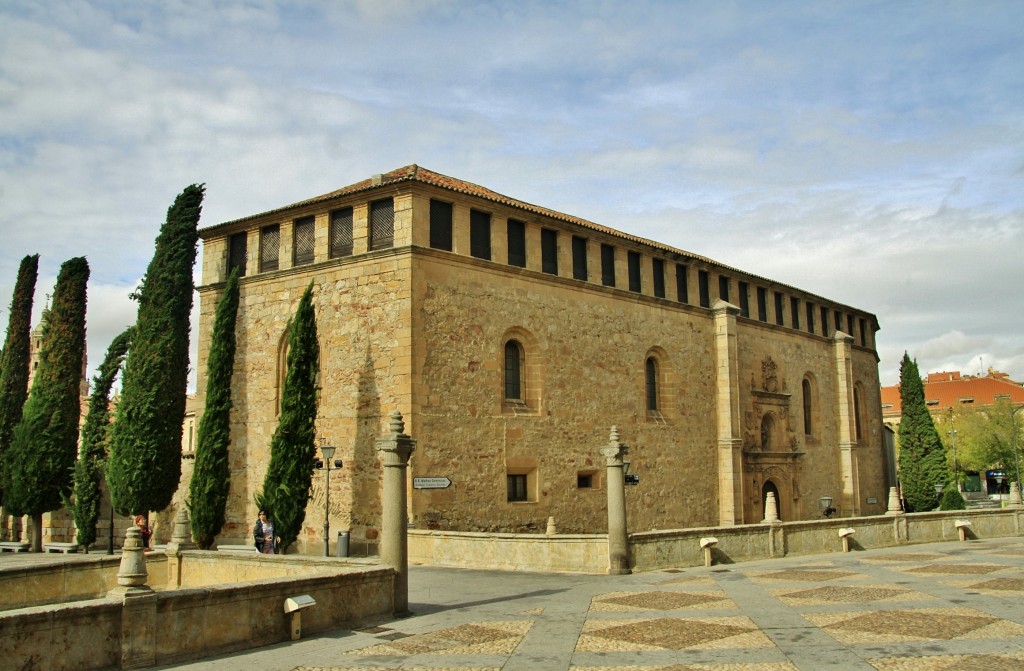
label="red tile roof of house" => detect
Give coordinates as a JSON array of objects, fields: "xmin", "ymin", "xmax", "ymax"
[{"xmin": 881, "ymin": 369, "xmax": 1024, "ymax": 417}]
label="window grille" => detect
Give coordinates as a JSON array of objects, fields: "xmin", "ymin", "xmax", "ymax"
[
  {"xmin": 293, "ymin": 216, "xmax": 315, "ymax": 266},
  {"xmin": 228, "ymin": 232, "xmax": 247, "ymax": 278},
  {"xmin": 541, "ymin": 228, "xmax": 558, "ymax": 275},
  {"xmin": 572, "ymin": 236, "xmax": 588, "ymax": 280},
  {"xmin": 820, "ymin": 306, "xmax": 829, "ymax": 336},
  {"xmin": 628, "ymin": 251, "xmax": 641, "ymax": 292},
  {"xmin": 260, "ymin": 225, "xmax": 280, "ymax": 272},
  {"xmin": 757, "ymin": 287, "xmax": 768, "ymax": 321},
  {"xmin": 507, "ymin": 474, "xmax": 528, "ymax": 502},
  {"xmin": 430, "ymin": 199, "xmax": 453, "ymax": 251},
  {"xmin": 802, "ymin": 379, "xmax": 813, "ymax": 435},
  {"xmin": 369, "ymin": 198, "xmax": 394, "ymax": 250},
  {"xmin": 507, "ymin": 219, "xmax": 526, "ymax": 267},
  {"xmin": 330, "ymin": 208, "xmax": 353, "ymax": 258},
  {"xmin": 470, "ymin": 209, "xmax": 491, "ymax": 260},
  {"xmin": 601, "ymin": 244, "xmax": 615, "ymax": 287},
  {"xmin": 645, "ymin": 357, "xmax": 658, "ymax": 412},
  {"xmin": 775, "ymin": 292, "xmax": 785, "ymax": 325},
  {"xmin": 790, "ymin": 297, "xmax": 801, "ymax": 329},
  {"xmin": 652, "ymin": 258, "xmax": 665, "ymax": 298},
  {"xmin": 738, "ymin": 281, "xmax": 749, "ymax": 317},
  {"xmin": 806, "ymin": 302, "xmax": 815, "ymax": 334},
  {"xmin": 504, "ymin": 340, "xmax": 523, "ymax": 401}
]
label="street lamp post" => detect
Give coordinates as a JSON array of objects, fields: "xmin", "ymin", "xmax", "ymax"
[{"xmin": 318, "ymin": 441, "xmax": 340, "ymax": 557}]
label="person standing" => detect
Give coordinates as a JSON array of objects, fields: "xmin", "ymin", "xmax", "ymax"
[
  {"xmin": 253, "ymin": 510, "xmax": 279, "ymax": 554},
  {"xmin": 134, "ymin": 515, "xmax": 152, "ymax": 550}
]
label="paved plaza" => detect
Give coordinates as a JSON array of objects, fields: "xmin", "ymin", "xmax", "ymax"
[{"xmin": 152, "ymin": 536, "xmax": 1024, "ymax": 671}]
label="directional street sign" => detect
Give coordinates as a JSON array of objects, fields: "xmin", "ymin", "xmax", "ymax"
[{"xmin": 413, "ymin": 476, "xmax": 452, "ymax": 490}]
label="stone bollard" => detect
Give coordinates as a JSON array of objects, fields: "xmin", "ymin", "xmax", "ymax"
[
  {"xmin": 1009, "ymin": 482, "xmax": 1023, "ymax": 508},
  {"xmin": 113, "ymin": 527, "xmax": 150, "ymax": 592},
  {"xmin": 164, "ymin": 507, "xmax": 195, "ymax": 589},
  {"xmin": 546, "ymin": 517, "xmax": 557, "ymax": 536},
  {"xmin": 885, "ymin": 486, "xmax": 904, "ymax": 515},
  {"xmin": 600, "ymin": 426, "xmax": 631, "ymax": 575},
  {"xmin": 377, "ymin": 410, "xmax": 416, "ymax": 615},
  {"xmin": 762, "ymin": 492, "xmax": 780, "ymax": 523},
  {"xmin": 838, "ymin": 527, "xmax": 856, "ymax": 552},
  {"xmin": 700, "ymin": 537, "xmax": 718, "ymax": 567}
]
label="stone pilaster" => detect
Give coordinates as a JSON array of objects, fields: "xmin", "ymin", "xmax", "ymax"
[
  {"xmin": 376, "ymin": 410, "xmax": 416, "ymax": 615},
  {"xmin": 713, "ymin": 300, "xmax": 744, "ymax": 525},
  {"xmin": 833, "ymin": 331, "xmax": 860, "ymax": 516},
  {"xmin": 600, "ymin": 426, "xmax": 631, "ymax": 575}
]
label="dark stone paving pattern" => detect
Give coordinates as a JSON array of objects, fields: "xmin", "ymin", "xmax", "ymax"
[{"xmin": 152, "ymin": 537, "xmax": 1024, "ymax": 671}]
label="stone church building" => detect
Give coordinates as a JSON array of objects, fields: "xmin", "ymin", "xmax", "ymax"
[{"xmin": 192, "ymin": 165, "xmax": 889, "ymax": 554}]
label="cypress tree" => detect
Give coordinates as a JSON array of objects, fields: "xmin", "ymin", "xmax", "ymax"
[
  {"xmin": 897, "ymin": 353, "xmax": 948, "ymax": 512},
  {"xmin": 4, "ymin": 257, "xmax": 89, "ymax": 551},
  {"xmin": 72, "ymin": 326, "xmax": 133, "ymax": 549},
  {"xmin": 108, "ymin": 185, "xmax": 204, "ymax": 516},
  {"xmin": 189, "ymin": 269, "xmax": 240, "ymax": 549},
  {"xmin": 257, "ymin": 282, "xmax": 319, "ymax": 552},
  {"xmin": 0, "ymin": 254, "xmax": 39, "ymax": 503}
]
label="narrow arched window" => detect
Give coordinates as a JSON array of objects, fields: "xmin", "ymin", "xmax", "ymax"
[
  {"xmin": 854, "ymin": 387, "xmax": 863, "ymax": 441},
  {"xmin": 504, "ymin": 340, "xmax": 523, "ymax": 400},
  {"xmin": 802, "ymin": 378, "xmax": 813, "ymax": 435},
  {"xmin": 645, "ymin": 357, "xmax": 658, "ymax": 411}
]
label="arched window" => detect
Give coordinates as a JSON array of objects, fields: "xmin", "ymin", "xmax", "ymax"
[
  {"xmin": 802, "ymin": 378, "xmax": 813, "ymax": 436},
  {"xmin": 854, "ymin": 386, "xmax": 863, "ymax": 441},
  {"xmin": 645, "ymin": 357, "xmax": 658, "ymax": 412},
  {"xmin": 504, "ymin": 340, "xmax": 523, "ymax": 401}
]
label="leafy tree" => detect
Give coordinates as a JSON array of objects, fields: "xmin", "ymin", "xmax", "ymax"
[
  {"xmin": 189, "ymin": 269, "xmax": 240, "ymax": 549},
  {"xmin": 72, "ymin": 326, "xmax": 133, "ymax": 549},
  {"xmin": 896, "ymin": 353, "xmax": 948, "ymax": 512},
  {"xmin": 943, "ymin": 399, "xmax": 1021, "ymax": 478},
  {"xmin": 4, "ymin": 257, "xmax": 89, "ymax": 551},
  {"xmin": 108, "ymin": 185, "xmax": 204, "ymax": 516},
  {"xmin": 257, "ymin": 282, "xmax": 319, "ymax": 552},
  {"xmin": 0, "ymin": 254, "xmax": 38, "ymax": 504}
]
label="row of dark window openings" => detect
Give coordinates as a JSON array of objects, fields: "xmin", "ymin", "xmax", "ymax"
[
  {"xmin": 507, "ymin": 472, "xmax": 596, "ymax": 503},
  {"xmin": 226, "ymin": 197, "xmax": 868, "ymax": 348},
  {"xmin": 432, "ymin": 201, "xmax": 869, "ymax": 346},
  {"xmin": 227, "ymin": 199, "xmax": 395, "ymax": 275}
]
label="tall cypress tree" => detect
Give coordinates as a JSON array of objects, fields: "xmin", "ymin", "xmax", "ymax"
[
  {"xmin": 257, "ymin": 282, "xmax": 319, "ymax": 552},
  {"xmin": 4, "ymin": 257, "xmax": 89, "ymax": 551},
  {"xmin": 72, "ymin": 326, "xmax": 134, "ymax": 549},
  {"xmin": 189, "ymin": 269, "xmax": 240, "ymax": 549},
  {"xmin": 0, "ymin": 254, "xmax": 39, "ymax": 504},
  {"xmin": 108, "ymin": 185, "xmax": 204, "ymax": 516},
  {"xmin": 897, "ymin": 353, "xmax": 948, "ymax": 512}
]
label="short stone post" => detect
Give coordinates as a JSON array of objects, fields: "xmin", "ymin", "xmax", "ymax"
[
  {"xmin": 109, "ymin": 526, "xmax": 157, "ymax": 670},
  {"xmin": 164, "ymin": 507, "xmax": 195, "ymax": 588},
  {"xmin": 600, "ymin": 426, "xmax": 631, "ymax": 575},
  {"xmin": 1009, "ymin": 482, "xmax": 1023, "ymax": 508},
  {"xmin": 762, "ymin": 491, "xmax": 780, "ymax": 523},
  {"xmin": 377, "ymin": 410, "xmax": 416, "ymax": 615},
  {"xmin": 111, "ymin": 527, "xmax": 150, "ymax": 593},
  {"xmin": 546, "ymin": 517, "xmax": 557, "ymax": 536},
  {"xmin": 885, "ymin": 486, "xmax": 904, "ymax": 515}
]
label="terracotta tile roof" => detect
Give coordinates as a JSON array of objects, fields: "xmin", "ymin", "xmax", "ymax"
[
  {"xmin": 200, "ymin": 164, "xmax": 877, "ymax": 318},
  {"xmin": 881, "ymin": 371, "xmax": 1024, "ymax": 417}
]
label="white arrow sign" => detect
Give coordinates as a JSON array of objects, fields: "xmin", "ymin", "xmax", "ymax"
[{"xmin": 413, "ymin": 477, "xmax": 452, "ymax": 490}]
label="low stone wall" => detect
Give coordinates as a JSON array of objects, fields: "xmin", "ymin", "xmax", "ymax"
[
  {"xmin": 408, "ymin": 508, "xmax": 1024, "ymax": 574},
  {"xmin": 0, "ymin": 554, "xmax": 170, "ymax": 610},
  {"xmin": 0, "ymin": 552, "xmax": 395, "ymax": 671},
  {"xmin": 409, "ymin": 529, "xmax": 607, "ymax": 572}
]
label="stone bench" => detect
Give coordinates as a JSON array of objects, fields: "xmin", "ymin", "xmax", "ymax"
[
  {"xmin": 217, "ymin": 544, "xmax": 256, "ymax": 553},
  {"xmin": 0, "ymin": 541, "xmax": 29, "ymax": 553},
  {"xmin": 43, "ymin": 542, "xmax": 80, "ymax": 554},
  {"xmin": 838, "ymin": 528, "xmax": 856, "ymax": 552},
  {"xmin": 954, "ymin": 519, "xmax": 972, "ymax": 542}
]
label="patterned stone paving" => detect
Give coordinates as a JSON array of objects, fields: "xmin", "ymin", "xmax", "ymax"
[
  {"xmin": 347, "ymin": 620, "xmax": 532, "ymax": 655},
  {"xmin": 867, "ymin": 652, "xmax": 1024, "ymax": 670},
  {"xmin": 770, "ymin": 583, "xmax": 932, "ymax": 605},
  {"xmin": 655, "ymin": 574, "xmax": 718, "ymax": 587},
  {"xmin": 857, "ymin": 552, "xmax": 951, "ymax": 563},
  {"xmin": 747, "ymin": 568, "xmax": 860, "ymax": 583},
  {"xmin": 804, "ymin": 606, "xmax": 1024, "ymax": 644},
  {"xmin": 576, "ymin": 616, "xmax": 774, "ymax": 651},
  {"xmin": 590, "ymin": 590, "xmax": 735, "ymax": 611},
  {"xmin": 572, "ymin": 665, "xmax": 798, "ymax": 671},
  {"xmin": 899, "ymin": 562, "xmax": 1010, "ymax": 575}
]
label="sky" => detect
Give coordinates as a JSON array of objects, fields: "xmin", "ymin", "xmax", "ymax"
[{"xmin": 1, "ymin": 0, "xmax": 1022, "ymax": 390}]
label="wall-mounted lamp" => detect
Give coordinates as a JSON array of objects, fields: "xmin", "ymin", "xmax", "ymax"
[{"xmin": 819, "ymin": 495, "xmax": 836, "ymax": 518}]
